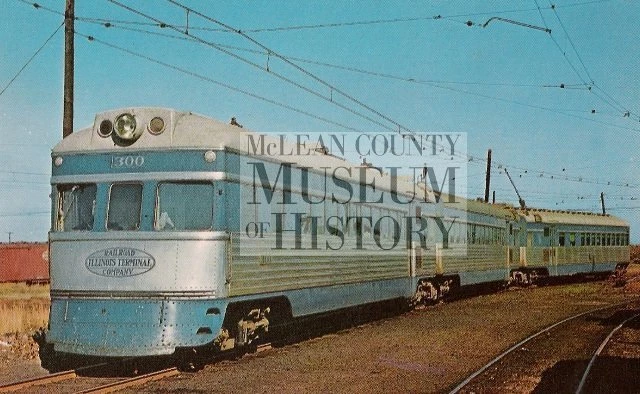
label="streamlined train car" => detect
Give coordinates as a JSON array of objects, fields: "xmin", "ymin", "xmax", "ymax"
[{"xmin": 45, "ymin": 108, "xmax": 629, "ymax": 361}]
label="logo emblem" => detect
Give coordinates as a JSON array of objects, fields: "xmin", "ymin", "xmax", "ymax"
[{"xmin": 85, "ymin": 248, "xmax": 155, "ymax": 277}]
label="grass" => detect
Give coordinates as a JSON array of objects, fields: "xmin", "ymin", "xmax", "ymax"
[
  {"xmin": 0, "ymin": 283, "xmax": 50, "ymax": 335},
  {"xmin": 0, "ymin": 300, "xmax": 49, "ymax": 335},
  {"xmin": 0, "ymin": 283, "xmax": 49, "ymax": 300}
]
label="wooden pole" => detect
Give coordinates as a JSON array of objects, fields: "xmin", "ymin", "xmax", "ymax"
[
  {"xmin": 63, "ymin": 0, "xmax": 74, "ymax": 138},
  {"xmin": 484, "ymin": 149, "xmax": 492, "ymax": 203}
]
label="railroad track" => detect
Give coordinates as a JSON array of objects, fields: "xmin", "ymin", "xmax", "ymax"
[
  {"xmin": 0, "ymin": 341, "xmax": 275, "ymax": 393},
  {"xmin": 448, "ymin": 301, "xmax": 640, "ymax": 393},
  {"xmin": 0, "ymin": 369, "xmax": 78, "ymax": 393},
  {"xmin": 0, "ymin": 363, "xmax": 178, "ymax": 393},
  {"xmin": 576, "ymin": 311, "xmax": 640, "ymax": 393}
]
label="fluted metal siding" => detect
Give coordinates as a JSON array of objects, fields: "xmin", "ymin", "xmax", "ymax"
[{"xmin": 227, "ymin": 234, "xmax": 409, "ymax": 296}]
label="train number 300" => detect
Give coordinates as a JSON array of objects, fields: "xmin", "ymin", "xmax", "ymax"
[{"xmin": 111, "ymin": 155, "xmax": 145, "ymax": 168}]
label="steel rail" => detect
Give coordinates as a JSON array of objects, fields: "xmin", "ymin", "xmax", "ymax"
[
  {"xmin": 75, "ymin": 367, "xmax": 179, "ymax": 394},
  {"xmin": 448, "ymin": 301, "xmax": 634, "ymax": 393},
  {"xmin": 0, "ymin": 369, "xmax": 77, "ymax": 392},
  {"xmin": 575, "ymin": 312, "xmax": 640, "ymax": 394}
]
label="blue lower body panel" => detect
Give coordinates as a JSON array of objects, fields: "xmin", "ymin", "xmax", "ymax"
[
  {"xmin": 48, "ymin": 298, "xmax": 227, "ymax": 357},
  {"xmin": 284, "ymin": 277, "xmax": 414, "ymax": 317},
  {"xmin": 458, "ymin": 268, "xmax": 508, "ymax": 286},
  {"xmin": 550, "ymin": 262, "xmax": 618, "ymax": 276}
]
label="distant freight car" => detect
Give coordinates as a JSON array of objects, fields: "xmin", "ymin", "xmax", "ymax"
[{"xmin": 0, "ymin": 243, "xmax": 49, "ymax": 284}]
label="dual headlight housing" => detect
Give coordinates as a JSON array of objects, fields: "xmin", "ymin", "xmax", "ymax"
[{"xmin": 97, "ymin": 113, "xmax": 166, "ymax": 146}]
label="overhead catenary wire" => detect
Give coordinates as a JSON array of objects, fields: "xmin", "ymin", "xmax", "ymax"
[
  {"xmin": 15, "ymin": 0, "xmax": 64, "ymax": 16},
  {"xmin": 107, "ymin": 0, "xmax": 412, "ymax": 136},
  {"xmin": 23, "ymin": 0, "xmax": 630, "ymax": 133},
  {"xmin": 166, "ymin": 0, "xmax": 418, "ymax": 136},
  {"xmin": 545, "ymin": 0, "xmax": 639, "ymax": 119},
  {"xmin": 18, "ymin": 3, "xmax": 640, "ymax": 205},
  {"xmin": 106, "ymin": 1, "xmax": 483, "ymax": 174},
  {"xmin": 13, "ymin": 2, "xmax": 466, "ymax": 165},
  {"xmin": 75, "ymin": 32, "xmax": 373, "ymax": 135},
  {"xmin": 0, "ymin": 21, "xmax": 63, "ymax": 97},
  {"xmin": 84, "ymin": 15, "xmax": 640, "ymax": 127},
  {"xmin": 74, "ymin": 14, "xmax": 640, "ymax": 156},
  {"xmin": 70, "ymin": 0, "xmax": 613, "ymax": 34},
  {"xmin": 0, "ymin": 211, "xmax": 50, "ymax": 217},
  {"xmin": 91, "ymin": 21, "xmax": 592, "ymax": 90}
]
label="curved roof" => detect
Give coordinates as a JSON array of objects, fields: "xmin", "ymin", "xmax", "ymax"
[
  {"xmin": 512, "ymin": 208, "xmax": 628, "ymax": 228},
  {"xmin": 53, "ymin": 107, "xmax": 628, "ymax": 228}
]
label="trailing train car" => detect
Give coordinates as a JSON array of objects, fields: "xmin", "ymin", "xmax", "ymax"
[
  {"xmin": 506, "ymin": 208, "xmax": 629, "ymax": 282},
  {"xmin": 45, "ymin": 108, "xmax": 630, "ymax": 363},
  {"xmin": 0, "ymin": 242, "xmax": 49, "ymax": 284}
]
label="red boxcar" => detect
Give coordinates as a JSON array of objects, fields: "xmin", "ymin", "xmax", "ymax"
[{"xmin": 0, "ymin": 243, "xmax": 49, "ymax": 284}]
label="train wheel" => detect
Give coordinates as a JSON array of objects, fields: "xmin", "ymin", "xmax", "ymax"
[{"xmin": 412, "ymin": 279, "xmax": 438, "ymax": 307}]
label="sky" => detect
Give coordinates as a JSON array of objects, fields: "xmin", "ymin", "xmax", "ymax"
[{"xmin": 0, "ymin": 0, "xmax": 639, "ymax": 242}]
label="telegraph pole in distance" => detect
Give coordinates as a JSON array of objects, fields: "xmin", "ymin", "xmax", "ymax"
[
  {"xmin": 63, "ymin": 0, "xmax": 74, "ymax": 138},
  {"xmin": 484, "ymin": 149, "xmax": 492, "ymax": 203}
]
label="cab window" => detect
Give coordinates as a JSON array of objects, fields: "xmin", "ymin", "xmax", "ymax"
[
  {"xmin": 56, "ymin": 184, "xmax": 97, "ymax": 231},
  {"xmin": 155, "ymin": 182, "xmax": 214, "ymax": 231},
  {"xmin": 107, "ymin": 183, "xmax": 142, "ymax": 230}
]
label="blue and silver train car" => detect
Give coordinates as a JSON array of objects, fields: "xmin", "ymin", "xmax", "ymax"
[
  {"xmin": 46, "ymin": 107, "xmax": 630, "ymax": 360},
  {"xmin": 47, "ymin": 107, "xmax": 442, "ymax": 358},
  {"xmin": 505, "ymin": 208, "xmax": 630, "ymax": 281}
]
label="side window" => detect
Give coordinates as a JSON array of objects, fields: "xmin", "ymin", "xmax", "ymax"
[
  {"xmin": 107, "ymin": 183, "xmax": 142, "ymax": 231},
  {"xmin": 156, "ymin": 182, "xmax": 214, "ymax": 231},
  {"xmin": 56, "ymin": 184, "xmax": 97, "ymax": 231},
  {"xmin": 559, "ymin": 232, "xmax": 565, "ymax": 247}
]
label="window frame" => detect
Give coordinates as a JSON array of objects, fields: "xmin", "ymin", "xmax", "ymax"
[
  {"xmin": 55, "ymin": 183, "xmax": 97, "ymax": 232},
  {"xmin": 106, "ymin": 182, "xmax": 144, "ymax": 231},
  {"xmin": 154, "ymin": 181, "xmax": 215, "ymax": 231}
]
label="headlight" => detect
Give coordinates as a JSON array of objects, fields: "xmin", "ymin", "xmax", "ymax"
[
  {"xmin": 113, "ymin": 113, "xmax": 141, "ymax": 141},
  {"xmin": 148, "ymin": 116, "xmax": 165, "ymax": 135},
  {"xmin": 98, "ymin": 119, "xmax": 113, "ymax": 137},
  {"xmin": 112, "ymin": 113, "xmax": 142, "ymax": 146}
]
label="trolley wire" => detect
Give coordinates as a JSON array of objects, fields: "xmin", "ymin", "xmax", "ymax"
[
  {"xmin": 75, "ymin": 32, "xmax": 370, "ymax": 135},
  {"xmin": 82, "ymin": 21, "xmax": 585, "ymax": 90},
  {"xmin": 16, "ymin": 1, "xmax": 640, "ymax": 198},
  {"xmin": 82, "ymin": 12, "xmax": 640, "ymax": 131},
  {"xmin": 70, "ymin": 0, "xmax": 613, "ymax": 34},
  {"xmin": 0, "ymin": 211, "xmax": 49, "ymax": 217},
  {"xmin": 0, "ymin": 21, "xmax": 63, "ymax": 97},
  {"xmin": 544, "ymin": 0, "xmax": 639, "ymax": 120},
  {"xmin": 108, "ymin": 0, "xmax": 409, "ymax": 136}
]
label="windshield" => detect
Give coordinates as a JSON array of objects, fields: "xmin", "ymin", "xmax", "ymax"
[
  {"xmin": 56, "ymin": 184, "xmax": 97, "ymax": 231},
  {"xmin": 107, "ymin": 183, "xmax": 143, "ymax": 231},
  {"xmin": 155, "ymin": 182, "xmax": 214, "ymax": 230}
]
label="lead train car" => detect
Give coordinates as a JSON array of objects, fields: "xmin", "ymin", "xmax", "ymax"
[{"xmin": 47, "ymin": 108, "xmax": 630, "ymax": 359}]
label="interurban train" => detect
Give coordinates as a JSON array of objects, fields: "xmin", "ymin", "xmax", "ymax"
[{"xmin": 46, "ymin": 107, "xmax": 630, "ymax": 363}]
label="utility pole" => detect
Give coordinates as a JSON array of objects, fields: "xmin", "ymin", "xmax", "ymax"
[
  {"xmin": 7, "ymin": 232, "xmax": 12, "ymax": 243},
  {"xmin": 600, "ymin": 192, "xmax": 606, "ymax": 215},
  {"xmin": 63, "ymin": 0, "xmax": 74, "ymax": 138},
  {"xmin": 484, "ymin": 149, "xmax": 492, "ymax": 203}
]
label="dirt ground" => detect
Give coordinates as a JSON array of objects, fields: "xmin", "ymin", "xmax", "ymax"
[
  {"xmin": 2, "ymin": 262, "xmax": 640, "ymax": 392},
  {"xmin": 124, "ymin": 273, "xmax": 640, "ymax": 393}
]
